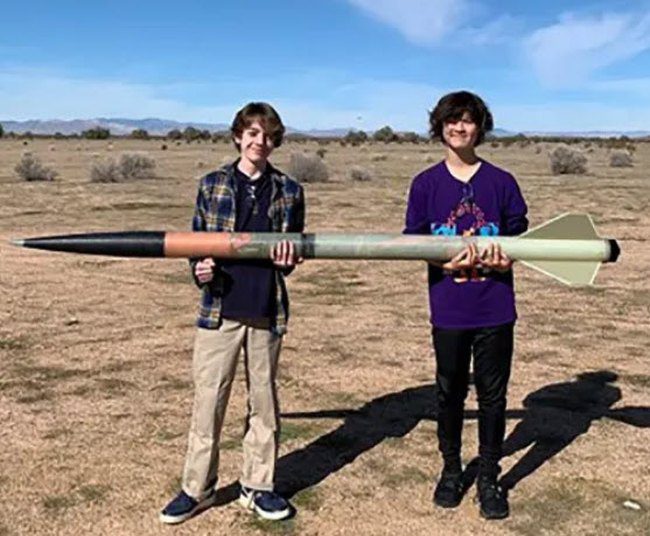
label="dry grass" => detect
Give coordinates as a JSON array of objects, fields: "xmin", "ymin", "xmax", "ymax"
[{"xmin": 1, "ymin": 138, "xmax": 649, "ymax": 535}]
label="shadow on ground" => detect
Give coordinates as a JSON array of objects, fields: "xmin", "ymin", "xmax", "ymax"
[{"xmin": 212, "ymin": 370, "xmax": 649, "ymax": 503}]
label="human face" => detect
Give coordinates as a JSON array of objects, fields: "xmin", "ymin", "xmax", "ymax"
[
  {"xmin": 442, "ymin": 111, "xmax": 479, "ymax": 151},
  {"xmin": 236, "ymin": 119, "xmax": 275, "ymax": 166}
]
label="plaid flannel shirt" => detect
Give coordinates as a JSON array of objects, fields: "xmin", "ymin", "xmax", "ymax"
[{"xmin": 190, "ymin": 161, "xmax": 305, "ymax": 334}]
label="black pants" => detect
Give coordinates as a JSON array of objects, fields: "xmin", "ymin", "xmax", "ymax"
[{"xmin": 432, "ymin": 322, "xmax": 514, "ymax": 476}]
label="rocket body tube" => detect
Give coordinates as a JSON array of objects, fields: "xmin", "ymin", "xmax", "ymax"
[{"xmin": 14, "ymin": 231, "xmax": 617, "ymax": 263}]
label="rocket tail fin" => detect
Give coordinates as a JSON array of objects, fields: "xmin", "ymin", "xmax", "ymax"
[{"xmin": 520, "ymin": 213, "xmax": 602, "ymax": 286}]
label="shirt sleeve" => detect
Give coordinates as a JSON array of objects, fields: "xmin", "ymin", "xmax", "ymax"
[
  {"xmin": 403, "ymin": 176, "xmax": 430, "ymax": 235},
  {"xmin": 281, "ymin": 185, "xmax": 306, "ymax": 276},
  {"xmin": 188, "ymin": 179, "xmax": 210, "ymax": 287},
  {"xmin": 502, "ymin": 175, "xmax": 529, "ymax": 236}
]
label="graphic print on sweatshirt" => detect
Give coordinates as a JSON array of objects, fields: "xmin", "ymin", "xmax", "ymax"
[{"xmin": 430, "ymin": 185, "xmax": 499, "ymax": 283}]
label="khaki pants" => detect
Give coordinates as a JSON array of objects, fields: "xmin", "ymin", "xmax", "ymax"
[{"xmin": 181, "ymin": 318, "xmax": 282, "ymax": 499}]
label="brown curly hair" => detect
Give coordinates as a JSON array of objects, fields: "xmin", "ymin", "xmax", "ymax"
[{"xmin": 428, "ymin": 91, "xmax": 494, "ymax": 146}]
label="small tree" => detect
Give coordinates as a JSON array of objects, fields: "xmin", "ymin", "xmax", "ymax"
[
  {"xmin": 0, "ymin": 123, "xmax": 3, "ymax": 138},
  {"xmin": 344, "ymin": 130, "xmax": 368, "ymax": 146},
  {"xmin": 130, "ymin": 128, "xmax": 150, "ymax": 140},
  {"xmin": 82, "ymin": 127, "xmax": 110, "ymax": 140},
  {"xmin": 183, "ymin": 126, "xmax": 201, "ymax": 142},
  {"xmin": 167, "ymin": 129, "xmax": 182, "ymax": 140},
  {"xmin": 373, "ymin": 125, "xmax": 398, "ymax": 143},
  {"xmin": 399, "ymin": 131, "xmax": 422, "ymax": 144}
]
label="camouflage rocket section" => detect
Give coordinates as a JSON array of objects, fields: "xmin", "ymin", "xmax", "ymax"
[{"xmin": 12, "ymin": 213, "xmax": 619, "ymax": 286}]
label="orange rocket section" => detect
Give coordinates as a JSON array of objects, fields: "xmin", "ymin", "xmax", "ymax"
[{"xmin": 163, "ymin": 232, "xmax": 253, "ymax": 258}]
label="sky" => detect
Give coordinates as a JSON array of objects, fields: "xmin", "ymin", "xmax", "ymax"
[{"xmin": 1, "ymin": 0, "xmax": 650, "ymax": 132}]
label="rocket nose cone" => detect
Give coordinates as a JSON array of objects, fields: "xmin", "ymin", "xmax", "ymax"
[{"xmin": 9, "ymin": 238, "xmax": 25, "ymax": 247}]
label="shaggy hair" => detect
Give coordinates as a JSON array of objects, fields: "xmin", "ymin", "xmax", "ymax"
[{"xmin": 428, "ymin": 91, "xmax": 494, "ymax": 146}]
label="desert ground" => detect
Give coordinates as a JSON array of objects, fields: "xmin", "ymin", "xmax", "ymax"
[{"xmin": 0, "ymin": 137, "xmax": 648, "ymax": 535}]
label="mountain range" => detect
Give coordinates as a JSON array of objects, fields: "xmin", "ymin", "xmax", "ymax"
[{"xmin": 0, "ymin": 118, "xmax": 648, "ymax": 139}]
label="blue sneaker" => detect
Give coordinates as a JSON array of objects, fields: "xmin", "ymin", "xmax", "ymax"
[
  {"xmin": 239, "ymin": 486, "xmax": 292, "ymax": 521},
  {"xmin": 159, "ymin": 489, "xmax": 215, "ymax": 524}
]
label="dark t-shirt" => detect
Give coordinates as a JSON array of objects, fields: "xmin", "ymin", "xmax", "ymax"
[
  {"xmin": 404, "ymin": 160, "xmax": 529, "ymax": 329},
  {"xmin": 220, "ymin": 166, "xmax": 276, "ymax": 319}
]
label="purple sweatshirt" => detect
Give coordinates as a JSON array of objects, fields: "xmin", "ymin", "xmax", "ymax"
[{"xmin": 404, "ymin": 159, "xmax": 528, "ymax": 329}]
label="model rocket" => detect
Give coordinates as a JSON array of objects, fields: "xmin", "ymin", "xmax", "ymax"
[{"xmin": 11, "ymin": 213, "xmax": 619, "ymax": 286}]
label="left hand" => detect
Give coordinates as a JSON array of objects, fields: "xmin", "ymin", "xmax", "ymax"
[
  {"xmin": 479, "ymin": 242, "xmax": 513, "ymax": 273},
  {"xmin": 270, "ymin": 239, "xmax": 303, "ymax": 268}
]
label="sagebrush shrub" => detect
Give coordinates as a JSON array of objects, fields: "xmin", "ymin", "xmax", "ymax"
[
  {"xmin": 349, "ymin": 165, "xmax": 373, "ymax": 182},
  {"xmin": 548, "ymin": 145, "xmax": 588, "ymax": 175},
  {"xmin": 609, "ymin": 150, "xmax": 633, "ymax": 168},
  {"xmin": 90, "ymin": 158, "xmax": 121, "ymax": 182},
  {"xmin": 90, "ymin": 152, "xmax": 156, "ymax": 182},
  {"xmin": 15, "ymin": 152, "xmax": 58, "ymax": 181},
  {"xmin": 287, "ymin": 152, "xmax": 329, "ymax": 183},
  {"xmin": 119, "ymin": 152, "xmax": 156, "ymax": 180}
]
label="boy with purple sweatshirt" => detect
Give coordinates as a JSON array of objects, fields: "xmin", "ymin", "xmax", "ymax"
[{"xmin": 404, "ymin": 91, "xmax": 528, "ymax": 519}]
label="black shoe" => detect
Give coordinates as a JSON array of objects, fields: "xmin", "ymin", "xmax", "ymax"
[
  {"xmin": 433, "ymin": 468, "xmax": 464, "ymax": 508},
  {"xmin": 159, "ymin": 489, "xmax": 216, "ymax": 524},
  {"xmin": 239, "ymin": 486, "xmax": 293, "ymax": 521},
  {"xmin": 477, "ymin": 475, "xmax": 509, "ymax": 520}
]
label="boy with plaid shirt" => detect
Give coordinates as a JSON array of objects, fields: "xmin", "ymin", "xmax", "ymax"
[{"xmin": 161, "ymin": 102, "xmax": 304, "ymax": 524}]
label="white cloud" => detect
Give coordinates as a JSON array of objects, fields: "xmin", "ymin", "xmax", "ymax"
[
  {"xmin": 0, "ymin": 67, "xmax": 236, "ymax": 121},
  {"xmin": 347, "ymin": 0, "xmax": 470, "ymax": 45},
  {"xmin": 524, "ymin": 11, "xmax": 650, "ymax": 88},
  {"xmin": 0, "ymin": 66, "xmax": 447, "ymax": 131}
]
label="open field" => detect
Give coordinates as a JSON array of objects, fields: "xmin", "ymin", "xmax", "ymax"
[{"xmin": 1, "ymin": 138, "xmax": 649, "ymax": 535}]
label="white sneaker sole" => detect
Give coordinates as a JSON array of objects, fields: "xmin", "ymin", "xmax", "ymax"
[{"xmin": 238, "ymin": 494, "xmax": 291, "ymax": 521}]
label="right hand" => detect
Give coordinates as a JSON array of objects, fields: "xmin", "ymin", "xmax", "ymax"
[
  {"xmin": 441, "ymin": 243, "xmax": 480, "ymax": 271},
  {"xmin": 194, "ymin": 257, "xmax": 216, "ymax": 284}
]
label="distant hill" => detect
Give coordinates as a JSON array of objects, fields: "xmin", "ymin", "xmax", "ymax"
[
  {"xmin": 0, "ymin": 118, "xmax": 648, "ymax": 139},
  {"xmin": 0, "ymin": 118, "xmax": 230, "ymax": 136}
]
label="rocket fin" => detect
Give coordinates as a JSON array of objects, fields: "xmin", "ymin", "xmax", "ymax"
[
  {"xmin": 520, "ymin": 259, "xmax": 601, "ymax": 286},
  {"xmin": 520, "ymin": 213, "xmax": 601, "ymax": 285},
  {"xmin": 521, "ymin": 213, "xmax": 599, "ymax": 240}
]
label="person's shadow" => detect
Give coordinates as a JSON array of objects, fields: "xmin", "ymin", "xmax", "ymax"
[
  {"xmin": 208, "ymin": 370, "xmax": 648, "ymax": 506},
  {"xmin": 274, "ymin": 384, "xmax": 438, "ymax": 495},
  {"xmin": 499, "ymin": 370, "xmax": 649, "ymax": 491}
]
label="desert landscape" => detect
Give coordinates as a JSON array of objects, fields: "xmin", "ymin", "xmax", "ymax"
[{"xmin": 1, "ymin": 137, "xmax": 648, "ymax": 535}]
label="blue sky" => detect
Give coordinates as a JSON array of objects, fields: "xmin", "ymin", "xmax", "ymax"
[{"xmin": 2, "ymin": 0, "xmax": 650, "ymax": 132}]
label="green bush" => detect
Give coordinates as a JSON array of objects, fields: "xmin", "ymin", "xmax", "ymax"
[
  {"xmin": 130, "ymin": 128, "xmax": 149, "ymax": 140},
  {"xmin": 82, "ymin": 127, "xmax": 110, "ymax": 140},
  {"xmin": 373, "ymin": 125, "xmax": 398, "ymax": 143}
]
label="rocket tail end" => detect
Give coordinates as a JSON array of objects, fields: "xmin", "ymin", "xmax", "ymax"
[{"xmin": 608, "ymin": 239, "xmax": 621, "ymax": 263}]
